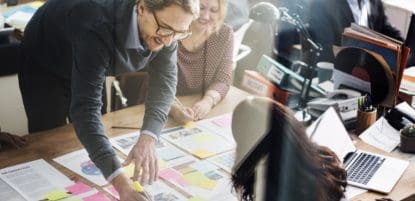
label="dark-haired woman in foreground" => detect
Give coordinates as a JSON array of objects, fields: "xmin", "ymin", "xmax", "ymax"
[{"xmin": 231, "ymin": 97, "xmax": 347, "ymax": 201}]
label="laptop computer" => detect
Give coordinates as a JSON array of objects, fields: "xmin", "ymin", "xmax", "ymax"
[{"xmin": 306, "ymin": 107, "xmax": 409, "ymax": 194}]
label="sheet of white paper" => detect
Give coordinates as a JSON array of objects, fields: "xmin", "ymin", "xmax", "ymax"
[
  {"xmin": 162, "ymin": 126, "xmax": 234, "ymax": 159},
  {"xmin": 0, "ymin": 159, "xmax": 73, "ymax": 201},
  {"xmin": 54, "ymin": 149, "xmax": 108, "ymax": 186},
  {"xmin": 359, "ymin": 117, "xmax": 400, "ymax": 152},
  {"xmin": 396, "ymin": 101, "xmax": 415, "ymax": 119},
  {"xmin": 5, "ymin": 11, "xmax": 33, "ymax": 30},
  {"xmin": 0, "ymin": 178, "xmax": 26, "ymax": 201},
  {"xmin": 345, "ymin": 185, "xmax": 367, "ymax": 200}
]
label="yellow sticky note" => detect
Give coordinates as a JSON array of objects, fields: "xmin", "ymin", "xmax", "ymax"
[
  {"xmin": 183, "ymin": 171, "xmax": 208, "ymax": 185},
  {"xmin": 123, "ymin": 163, "xmax": 135, "ymax": 178},
  {"xmin": 198, "ymin": 180, "xmax": 217, "ymax": 190},
  {"xmin": 158, "ymin": 159, "xmax": 167, "ymax": 169},
  {"xmin": 28, "ymin": 1, "xmax": 44, "ymax": 8},
  {"xmin": 133, "ymin": 181, "xmax": 143, "ymax": 192},
  {"xmin": 192, "ymin": 148, "xmax": 213, "ymax": 158},
  {"xmin": 188, "ymin": 196, "xmax": 207, "ymax": 201},
  {"xmin": 43, "ymin": 190, "xmax": 71, "ymax": 201},
  {"xmin": 183, "ymin": 121, "xmax": 196, "ymax": 128},
  {"xmin": 192, "ymin": 133, "xmax": 215, "ymax": 143}
]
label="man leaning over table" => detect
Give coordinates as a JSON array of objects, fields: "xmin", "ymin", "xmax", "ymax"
[{"xmin": 18, "ymin": 0, "xmax": 199, "ymax": 200}]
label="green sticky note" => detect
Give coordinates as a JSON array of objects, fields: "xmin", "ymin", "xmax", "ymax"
[{"xmin": 43, "ymin": 190, "xmax": 71, "ymax": 201}]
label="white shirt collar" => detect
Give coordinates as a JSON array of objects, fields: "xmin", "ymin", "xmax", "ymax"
[{"xmin": 347, "ymin": 0, "xmax": 371, "ymax": 27}]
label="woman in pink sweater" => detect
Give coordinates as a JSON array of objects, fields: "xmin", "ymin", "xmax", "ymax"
[{"xmin": 170, "ymin": 0, "xmax": 234, "ymax": 123}]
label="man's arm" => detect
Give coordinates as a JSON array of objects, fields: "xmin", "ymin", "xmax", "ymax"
[{"xmin": 67, "ymin": 1, "xmax": 121, "ymax": 180}]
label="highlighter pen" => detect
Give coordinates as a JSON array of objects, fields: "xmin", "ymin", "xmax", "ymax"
[{"xmin": 133, "ymin": 181, "xmax": 144, "ymax": 193}]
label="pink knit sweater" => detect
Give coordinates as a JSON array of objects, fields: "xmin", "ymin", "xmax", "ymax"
[{"xmin": 176, "ymin": 24, "xmax": 234, "ymax": 98}]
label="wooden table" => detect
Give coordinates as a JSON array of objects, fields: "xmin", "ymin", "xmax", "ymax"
[
  {"xmin": 0, "ymin": 86, "xmax": 414, "ymax": 200},
  {"xmin": 0, "ymin": 86, "xmax": 250, "ymax": 187}
]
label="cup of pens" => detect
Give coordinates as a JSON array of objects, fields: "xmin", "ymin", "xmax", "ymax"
[{"xmin": 356, "ymin": 95, "xmax": 377, "ymax": 135}]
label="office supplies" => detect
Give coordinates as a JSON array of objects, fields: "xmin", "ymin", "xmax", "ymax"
[
  {"xmin": 206, "ymin": 151, "xmax": 235, "ymax": 173},
  {"xmin": 308, "ymin": 107, "xmax": 409, "ymax": 193},
  {"xmin": 255, "ymin": 55, "xmax": 326, "ymax": 99},
  {"xmin": 111, "ymin": 126, "xmax": 140, "ymax": 130},
  {"xmin": 133, "ymin": 181, "xmax": 143, "ymax": 192}
]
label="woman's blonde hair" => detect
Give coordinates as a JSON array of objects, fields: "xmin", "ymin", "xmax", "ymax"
[{"xmin": 213, "ymin": 0, "xmax": 227, "ymax": 32}]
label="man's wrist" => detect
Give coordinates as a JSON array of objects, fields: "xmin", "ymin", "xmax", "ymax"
[{"xmin": 140, "ymin": 130, "xmax": 159, "ymax": 142}]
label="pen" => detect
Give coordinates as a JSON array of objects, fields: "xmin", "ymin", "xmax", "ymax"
[
  {"xmin": 174, "ymin": 97, "xmax": 186, "ymax": 109},
  {"xmin": 133, "ymin": 181, "xmax": 143, "ymax": 193},
  {"xmin": 111, "ymin": 126, "xmax": 141, "ymax": 130}
]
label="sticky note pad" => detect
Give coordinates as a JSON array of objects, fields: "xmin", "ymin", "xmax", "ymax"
[
  {"xmin": 43, "ymin": 190, "xmax": 71, "ymax": 201},
  {"xmin": 65, "ymin": 182, "xmax": 91, "ymax": 195},
  {"xmin": 188, "ymin": 196, "xmax": 207, "ymax": 201},
  {"xmin": 133, "ymin": 181, "xmax": 143, "ymax": 192},
  {"xmin": 183, "ymin": 121, "xmax": 196, "ymax": 128},
  {"xmin": 198, "ymin": 180, "xmax": 217, "ymax": 190},
  {"xmin": 192, "ymin": 148, "xmax": 214, "ymax": 158}
]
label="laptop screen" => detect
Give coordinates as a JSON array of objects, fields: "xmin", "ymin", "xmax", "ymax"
[{"xmin": 306, "ymin": 107, "xmax": 356, "ymax": 161}]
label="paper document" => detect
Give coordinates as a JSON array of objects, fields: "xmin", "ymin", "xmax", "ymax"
[
  {"xmin": 197, "ymin": 113, "xmax": 236, "ymax": 145},
  {"xmin": 359, "ymin": 117, "xmax": 400, "ymax": 152},
  {"xmin": 206, "ymin": 151, "xmax": 235, "ymax": 173},
  {"xmin": 162, "ymin": 126, "xmax": 234, "ymax": 159},
  {"xmin": 396, "ymin": 101, "xmax": 415, "ymax": 119},
  {"xmin": 111, "ymin": 132, "xmax": 196, "ymax": 168},
  {"xmin": 54, "ymin": 149, "xmax": 108, "ymax": 186},
  {"xmin": 0, "ymin": 178, "xmax": 25, "ymax": 201},
  {"xmin": 0, "ymin": 159, "xmax": 73, "ymax": 201}
]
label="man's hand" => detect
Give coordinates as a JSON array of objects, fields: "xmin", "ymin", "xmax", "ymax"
[
  {"xmin": 112, "ymin": 173, "xmax": 153, "ymax": 201},
  {"xmin": 192, "ymin": 99, "xmax": 213, "ymax": 120},
  {"xmin": 123, "ymin": 135, "xmax": 158, "ymax": 185}
]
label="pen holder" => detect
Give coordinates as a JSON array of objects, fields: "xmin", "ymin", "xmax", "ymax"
[{"xmin": 356, "ymin": 108, "xmax": 377, "ymax": 135}]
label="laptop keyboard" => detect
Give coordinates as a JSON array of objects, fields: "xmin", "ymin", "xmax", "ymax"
[{"xmin": 346, "ymin": 152, "xmax": 385, "ymax": 185}]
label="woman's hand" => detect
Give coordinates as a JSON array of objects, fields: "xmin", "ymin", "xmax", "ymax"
[
  {"xmin": 192, "ymin": 99, "xmax": 213, "ymax": 120},
  {"xmin": 170, "ymin": 104, "xmax": 195, "ymax": 124}
]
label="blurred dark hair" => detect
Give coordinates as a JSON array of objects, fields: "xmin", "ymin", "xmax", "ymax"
[{"xmin": 231, "ymin": 97, "xmax": 347, "ymax": 201}]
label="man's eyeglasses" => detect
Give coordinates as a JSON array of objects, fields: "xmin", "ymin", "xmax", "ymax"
[{"xmin": 152, "ymin": 12, "xmax": 192, "ymax": 40}]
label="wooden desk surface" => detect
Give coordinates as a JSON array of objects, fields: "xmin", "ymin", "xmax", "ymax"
[
  {"xmin": 0, "ymin": 86, "xmax": 250, "ymax": 186},
  {"xmin": 0, "ymin": 86, "xmax": 414, "ymax": 200}
]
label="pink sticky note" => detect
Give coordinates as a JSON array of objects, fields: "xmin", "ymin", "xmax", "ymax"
[
  {"xmin": 159, "ymin": 168, "xmax": 181, "ymax": 180},
  {"xmin": 65, "ymin": 182, "xmax": 92, "ymax": 195},
  {"xmin": 159, "ymin": 168, "xmax": 188, "ymax": 187},
  {"xmin": 83, "ymin": 192, "xmax": 113, "ymax": 201},
  {"xmin": 212, "ymin": 115, "xmax": 232, "ymax": 128}
]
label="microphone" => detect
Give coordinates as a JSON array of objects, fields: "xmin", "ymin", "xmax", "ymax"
[{"xmin": 249, "ymin": 2, "xmax": 280, "ymax": 24}]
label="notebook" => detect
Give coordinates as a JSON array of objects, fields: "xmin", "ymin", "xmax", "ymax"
[{"xmin": 307, "ymin": 107, "xmax": 409, "ymax": 194}]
